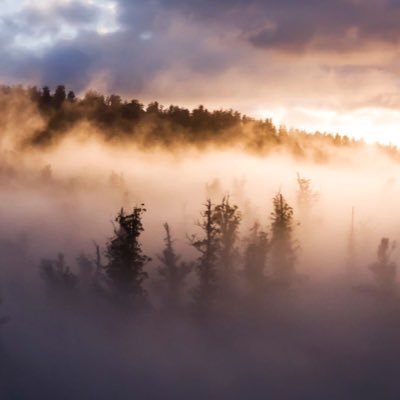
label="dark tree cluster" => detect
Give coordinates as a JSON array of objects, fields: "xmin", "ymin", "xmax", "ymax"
[
  {"xmin": 38, "ymin": 192, "xmax": 303, "ymax": 316},
  {"xmin": 105, "ymin": 206, "xmax": 151, "ymax": 306},
  {"xmin": 0, "ymin": 84, "xmax": 374, "ymax": 160},
  {"xmin": 37, "ymin": 182, "xmax": 398, "ymax": 318}
]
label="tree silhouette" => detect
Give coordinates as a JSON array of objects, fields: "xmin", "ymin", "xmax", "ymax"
[
  {"xmin": 93, "ymin": 241, "xmax": 103, "ymax": 273},
  {"xmin": 67, "ymin": 90, "xmax": 76, "ymax": 103},
  {"xmin": 270, "ymin": 193, "xmax": 297, "ymax": 285},
  {"xmin": 369, "ymin": 237, "xmax": 397, "ymax": 293},
  {"xmin": 213, "ymin": 196, "xmax": 241, "ymax": 288},
  {"xmin": 105, "ymin": 206, "xmax": 151, "ymax": 303},
  {"xmin": 190, "ymin": 200, "xmax": 220, "ymax": 312},
  {"xmin": 158, "ymin": 223, "xmax": 192, "ymax": 309},
  {"xmin": 106, "ymin": 94, "xmax": 122, "ymax": 109},
  {"xmin": 40, "ymin": 86, "xmax": 52, "ymax": 108},
  {"xmin": 40, "ymin": 253, "xmax": 78, "ymax": 294},
  {"xmin": 121, "ymin": 99, "xmax": 144, "ymax": 120},
  {"xmin": 146, "ymin": 101, "xmax": 161, "ymax": 115},
  {"xmin": 1, "ymin": 83, "xmax": 368, "ymax": 157},
  {"xmin": 296, "ymin": 173, "xmax": 318, "ymax": 221},
  {"xmin": 53, "ymin": 85, "xmax": 66, "ymax": 109},
  {"xmin": 243, "ymin": 222, "xmax": 269, "ymax": 291}
]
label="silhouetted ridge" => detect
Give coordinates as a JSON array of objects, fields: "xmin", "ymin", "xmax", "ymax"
[{"xmin": 3, "ymin": 84, "xmax": 394, "ymax": 162}]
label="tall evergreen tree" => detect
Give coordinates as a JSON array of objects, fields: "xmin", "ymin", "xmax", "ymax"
[
  {"xmin": 191, "ymin": 200, "xmax": 220, "ymax": 311},
  {"xmin": 40, "ymin": 86, "xmax": 52, "ymax": 108},
  {"xmin": 213, "ymin": 196, "xmax": 241, "ymax": 287},
  {"xmin": 243, "ymin": 222, "xmax": 269, "ymax": 290},
  {"xmin": 105, "ymin": 206, "xmax": 151, "ymax": 303},
  {"xmin": 369, "ymin": 237, "xmax": 397, "ymax": 293},
  {"xmin": 53, "ymin": 85, "xmax": 66, "ymax": 108},
  {"xmin": 296, "ymin": 173, "xmax": 318, "ymax": 222},
  {"xmin": 67, "ymin": 90, "xmax": 76, "ymax": 103},
  {"xmin": 158, "ymin": 223, "xmax": 191, "ymax": 309},
  {"xmin": 270, "ymin": 193, "xmax": 297, "ymax": 285}
]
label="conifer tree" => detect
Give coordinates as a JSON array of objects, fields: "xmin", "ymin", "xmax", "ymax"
[
  {"xmin": 191, "ymin": 200, "xmax": 220, "ymax": 310},
  {"xmin": 40, "ymin": 86, "xmax": 52, "ymax": 108},
  {"xmin": 40, "ymin": 253, "xmax": 78, "ymax": 294},
  {"xmin": 270, "ymin": 193, "xmax": 297, "ymax": 284},
  {"xmin": 369, "ymin": 237, "xmax": 397, "ymax": 293},
  {"xmin": 105, "ymin": 206, "xmax": 151, "ymax": 302},
  {"xmin": 67, "ymin": 90, "xmax": 76, "ymax": 103},
  {"xmin": 296, "ymin": 173, "xmax": 318, "ymax": 222},
  {"xmin": 158, "ymin": 223, "xmax": 191, "ymax": 309},
  {"xmin": 213, "ymin": 196, "xmax": 241, "ymax": 287},
  {"xmin": 243, "ymin": 222, "xmax": 269, "ymax": 290},
  {"xmin": 53, "ymin": 85, "xmax": 66, "ymax": 108}
]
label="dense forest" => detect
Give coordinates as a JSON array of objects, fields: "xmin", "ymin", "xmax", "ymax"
[{"xmin": 3, "ymin": 84, "xmax": 397, "ymax": 161}]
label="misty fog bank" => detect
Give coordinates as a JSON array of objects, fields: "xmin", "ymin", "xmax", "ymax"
[{"xmin": 1, "ymin": 85, "xmax": 400, "ymax": 399}]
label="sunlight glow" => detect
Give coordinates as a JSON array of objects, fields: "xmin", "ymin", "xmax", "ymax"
[{"xmin": 255, "ymin": 106, "xmax": 400, "ymax": 146}]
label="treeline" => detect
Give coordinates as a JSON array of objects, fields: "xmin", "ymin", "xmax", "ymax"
[
  {"xmin": 0, "ymin": 84, "xmax": 373, "ymax": 159},
  {"xmin": 38, "ymin": 193, "xmax": 300, "ymax": 315},
  {"xmin": 36, "ymin": 190, "xmax": 398, "ymax": 318}
]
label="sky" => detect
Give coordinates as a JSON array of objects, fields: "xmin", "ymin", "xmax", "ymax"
[{"xmin": 1, "ymin": 0, "xmax": 400, "ymax": 143}]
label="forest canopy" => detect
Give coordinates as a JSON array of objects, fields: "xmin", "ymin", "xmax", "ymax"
[{"xmin": 1, "ymin": 84, "xmax": 392, "ymax": 162}]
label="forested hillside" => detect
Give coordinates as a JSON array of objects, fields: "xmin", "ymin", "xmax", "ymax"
[{"xmin": 1, "ymin": 84, "xmax": 384, "ymax": 161}]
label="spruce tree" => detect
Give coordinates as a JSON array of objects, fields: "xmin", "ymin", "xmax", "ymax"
[
  {"xmin": 213, "ymin": 196, "xmax": 241, "ymax": 288},
  {"xmin": 369, "ymin": 237, "xmax": 397, "ymax": 293},
  {"xmin": 270, "ymin": 193, "xmax": 297, "ymax": 285},
  {"xmin": 105, "ymin": 206, "xmax": 150, "ymax": 303},
  {"xmin": 158, "ymin": 223, "xmax": 191, "ymax": 309},
  {"xmin": 243, "ymin": 222, "xmax": 269, "ymax": 290},
  {"xmin": 296, "ymin": 173, "xmax": 318, "ymax": 223},
  {"xmin": 191, "ymin": 200, "xmax": 220, "ymax": 311}
]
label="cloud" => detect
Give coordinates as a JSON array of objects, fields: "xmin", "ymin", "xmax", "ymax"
[
  {"xmin": 0, "ymin": 0, "xmax": 120, "ymax": 51},
  {"xmin": 243, "ymin": 0, "xmax": 400, "ymax": 55}
]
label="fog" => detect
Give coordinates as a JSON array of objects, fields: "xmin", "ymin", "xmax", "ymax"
[{"xmin": 1, "ymin": 96, "xmax": 400, "ymax": 399}]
